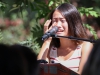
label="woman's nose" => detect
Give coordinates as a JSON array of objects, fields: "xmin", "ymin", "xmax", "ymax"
[{"xmin": 56, "ymin": 21, "xmax": 61, "ymax": 27}]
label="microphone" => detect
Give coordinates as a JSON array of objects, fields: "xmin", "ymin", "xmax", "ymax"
[{"xmin": 42, "ymin": 26, "xmax": 58, "ymax": 41}]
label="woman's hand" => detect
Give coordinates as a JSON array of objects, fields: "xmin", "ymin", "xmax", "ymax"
[
  {"xmin": 43, "ymin": 19, "xmax": 56, "ymax": 41},
  {"xmin": 43, "ymin": 19, "xmax": 52, "ymax": 41},
  {"xmin": 44, "ymin": 19, "xmax": 52, "ymax": 33}
]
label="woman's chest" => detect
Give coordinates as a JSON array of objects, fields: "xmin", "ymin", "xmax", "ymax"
[
  {"xmin": 57, "ymin": 50, "xmax": 75, "ymax": 61},
  {"xmin": 49, "ymin": 45, "xmax": 82, "ymax": 62}
]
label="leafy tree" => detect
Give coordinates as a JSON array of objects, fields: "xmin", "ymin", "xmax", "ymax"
[{"xmin": 0, "ymin": 0, "xmax": 100, "ymax": 54}]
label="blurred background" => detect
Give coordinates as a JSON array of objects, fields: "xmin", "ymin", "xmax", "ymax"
[{"xmin": 0, "ymin": 0, "xmax": 100, "ymax": 54}]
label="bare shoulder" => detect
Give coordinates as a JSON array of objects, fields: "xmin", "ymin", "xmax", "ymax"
[
  {"xmin": 82, "ymin": 41, "xmax": 93, "ymax": 48},
  {"xmin": 78, "ymin": 42, "xmax": 93, "ymax": 74},
  {"xmin": 81, "ymin": 41, "xmax": 93, "ymax": 53}
]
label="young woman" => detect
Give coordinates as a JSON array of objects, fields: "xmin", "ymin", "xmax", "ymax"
[{"xmin": 38, "ymin": 3, "xmax": 93, "ymax": 74}]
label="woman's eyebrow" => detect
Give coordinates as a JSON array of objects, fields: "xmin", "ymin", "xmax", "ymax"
[{"xmin": 52, "ymin": 18, "xmax": 65, "ymax": 19}]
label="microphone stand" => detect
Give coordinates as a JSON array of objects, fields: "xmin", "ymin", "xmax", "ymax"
[{"xmin": 51, "ymin": 34, "xmax": 96, "ymax": 43}]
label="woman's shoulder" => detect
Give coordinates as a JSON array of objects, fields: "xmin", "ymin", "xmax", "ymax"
[
  {"xmin": 82, "ymin": 41, "xmax": 93, "ymax": 47},
  {"xmin": 81, "ymin": 41, "xmax": 93, "ymax": 53}
]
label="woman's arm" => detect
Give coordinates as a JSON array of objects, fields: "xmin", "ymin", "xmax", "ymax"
[
  {"xmin": 78, "ymin": 41, "xmax": 93, "ymax": 74},
  {"xmin": 37, "ymin": 20, "xmax": 52, "ymax": 62},
  {"xmin": 37, "ymin": 38, "xmax": 51, "ymax": 62}
]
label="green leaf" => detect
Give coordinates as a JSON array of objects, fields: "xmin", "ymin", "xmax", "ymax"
[
  {"xmin": 83, "ymin": 24, "xmax": 98, "ymax": 39},
  {"xmin": 48, "ymin": 1, "xmax": 54, "ymax": 6},
  {"xmin": 0, "ymin": 4, "xmax": 2, "ymax": 7}
]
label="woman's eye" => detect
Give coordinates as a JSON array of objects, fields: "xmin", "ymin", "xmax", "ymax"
[
  {"xmin": 52, "ymin": 20, "xmax": 56, "ymax": 23},
  {"xmin": 61, "ymin": 20, "xmax": 66, "ymax": 23}
]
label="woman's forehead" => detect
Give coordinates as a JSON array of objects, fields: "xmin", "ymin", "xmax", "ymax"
[{"xmin": 52, "ymin": 10, "xmax": 65, "ymax": 19}]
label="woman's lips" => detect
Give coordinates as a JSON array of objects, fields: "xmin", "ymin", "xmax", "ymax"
[
  {"xmin": 58, "ymin": 29, "xmax": 64, "ymax": 32},
  {"xmin": 56, "ymin": 31, "xmax": 63, "ymax": 34},
  {"xmin": 56, "ymin": 29, "xmax": 64, "ymax": 34}
]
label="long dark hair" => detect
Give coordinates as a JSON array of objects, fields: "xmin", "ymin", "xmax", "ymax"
[{"xmin": 48, "ymin": 3, "xmax": 88, "ymax": 48}]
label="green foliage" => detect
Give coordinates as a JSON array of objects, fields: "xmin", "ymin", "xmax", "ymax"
[
  {"xmin": 19, "ymin": 37, "xmax": 40, "ymax": 54},
  {"xmin": 1, "ymin": 25, "xmax": 26, "ymax": 44},
  {"xmin": 0, "ymin": 8, "xmax": 41, "ymax": 54},
  {"xmin": 0, "ymin": 0, "xmax": 70, "ymax": 21},
  {"xmin": 94, "ymin": 7, "xmax": 100, "ymax": 16},
  {"xmin": 31, "ymin": 23, "xmax": 43, "ymax": 47},
  {"xmin": 83, "ymin": 24, "xmax": 98, "ymax": 39},
  {"xmin": 0, "ymin": 29, "xmax": 3, "ymax": 41},
  {"xmin": 78, "ymin": 7, "xmax": 99, "ymax": 39},
  {"xmin": 0, "ymin": 1, "xmax": 7, "ymax": 11},
  {"xmin": 0, "ymin": 0, "xmax": 100, "ymax": 54},
  {"xmin": 33, "ymin": 0, "xmax": 70, "ymax": 20},
  {"xmin": 78, "ymin": 7, "xmax": 99, "ymax": 17}
]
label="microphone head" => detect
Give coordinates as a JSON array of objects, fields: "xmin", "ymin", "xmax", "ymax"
[
  {"xmin": 42, "ymin": 26, "xmax": 58, "ymax": 41},
  {"xmin": 53, "ymin": 26, "xmax": 58, "ymax": 33},
  {"xmin": 48, "ymin": 26, "xmax": 58, "ymax": 33}
]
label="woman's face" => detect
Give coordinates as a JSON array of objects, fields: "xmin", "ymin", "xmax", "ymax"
[{"xmin": 52, "ymin": 10, "xmax": 69, "ymax": 36}]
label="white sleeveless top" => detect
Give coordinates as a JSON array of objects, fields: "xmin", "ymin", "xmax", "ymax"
[{"xmin": 49, "ymin": 45, "xmax": 82, "ymax": 72}]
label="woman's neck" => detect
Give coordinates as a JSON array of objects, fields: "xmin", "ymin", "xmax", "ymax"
[{"xmin": 59, "ymin": 38, "xmax": 77, "ymax": 49}]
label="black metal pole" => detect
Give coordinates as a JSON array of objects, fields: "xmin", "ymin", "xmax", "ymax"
[{"xmin": 51, "ymin": 34, "xmax": 96, "ymax": 43}]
